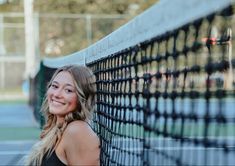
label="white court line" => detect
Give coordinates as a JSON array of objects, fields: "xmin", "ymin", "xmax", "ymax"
[
  {"xmin": 0, "ymin": 151, "xmax": 29, "ymax": 155},
  {"xmin": 0, "ymin": 140, "xmax": 37, "ymax": 156},
  {"xmin": 0, "ymin": 140, "xmax": 37, "ymax": 144}
]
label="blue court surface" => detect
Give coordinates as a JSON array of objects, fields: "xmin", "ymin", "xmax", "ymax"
[{"xmin": 0, "ymin": 103, "xmax": 39, "ymax": 165}]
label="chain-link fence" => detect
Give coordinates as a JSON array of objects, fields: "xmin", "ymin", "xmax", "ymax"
[{"xmin": 0, "ymin": 13, "xmax": 130, "ymax": 91}]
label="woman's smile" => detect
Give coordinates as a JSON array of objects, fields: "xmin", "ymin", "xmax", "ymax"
[{"xmin": 51, "ymin": 99, "xmax": 66, "ymax": 106}]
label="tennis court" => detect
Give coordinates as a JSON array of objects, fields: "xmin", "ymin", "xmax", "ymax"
[
  {"xmin": 107, "ymin": 137, "xmax": 235, "ymax": 166},
  {"xmin": 29, "ymin": 0, "xmax": 235, "ymax": 165},
  {"xmin": 0, "ymin": 102, "xmax": 40, "ymax": 165}
]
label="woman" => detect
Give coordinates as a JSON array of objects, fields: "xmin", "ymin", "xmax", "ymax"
[{"xmin": 26, "ymin": 65, "xmax": 100, "ymax": 166}]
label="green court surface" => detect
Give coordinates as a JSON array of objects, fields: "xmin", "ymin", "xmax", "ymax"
[{"xmin": 0, "ymin": 127, "xmax": 41, "ymax": 141}]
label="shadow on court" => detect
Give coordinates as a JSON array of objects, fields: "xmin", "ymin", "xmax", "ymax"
[{"xmin": 0, "ymin": 101, "xmax": 40, "ymax": 165}]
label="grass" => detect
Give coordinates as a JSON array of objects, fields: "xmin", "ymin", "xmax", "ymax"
[{"xmin": 0, "ymin": 127, "xmax": 41, "ymax": 141}]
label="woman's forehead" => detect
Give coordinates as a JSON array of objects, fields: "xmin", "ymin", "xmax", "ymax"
[{"xmin": 52, "ymin": 71, "xmax": 75, "ymax": 86}]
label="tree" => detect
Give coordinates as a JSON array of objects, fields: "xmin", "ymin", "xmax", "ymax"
[
  {"xmin": 0, "ymin": 0, "xmax": 159, "ymax": 57},
  {"xmin": 33, "ymin": 0, "xmax": 158, "ymax": 15}
]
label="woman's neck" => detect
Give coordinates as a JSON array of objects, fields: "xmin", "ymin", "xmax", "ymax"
[{"xmin": 56, "ymin": 116, "xmax": 65, "ymax": 126}]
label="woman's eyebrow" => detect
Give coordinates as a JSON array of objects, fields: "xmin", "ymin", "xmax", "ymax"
[
  {"xmin": 65, "ymin": 83, "xmax": 75, "ymax": 88},
  {"xmin": 52, "ymin": 81, "xmax": 75, "ymax": 88},
  {"xmin": 51, "ymin": 81, "xmax": 59, "ymax": 84}
]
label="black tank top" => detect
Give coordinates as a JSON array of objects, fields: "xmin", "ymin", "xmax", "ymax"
[{"xmin": 41, "ymin": 151, "xmax": 66, "ymax": 166}]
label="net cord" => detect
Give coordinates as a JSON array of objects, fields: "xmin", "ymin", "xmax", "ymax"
[{"xmin": 42, "ymin": 0, "xmax": 232, "ymax": 68}]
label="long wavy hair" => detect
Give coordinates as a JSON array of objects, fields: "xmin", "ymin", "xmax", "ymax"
[{"xmin": 25, "ymin": 65, "xmax": 96, "ymax": 166}]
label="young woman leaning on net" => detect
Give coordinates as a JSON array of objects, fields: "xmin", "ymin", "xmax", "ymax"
[{"xmin": 25, "ymin": 65, "xmax": 100, "ymax": 166}]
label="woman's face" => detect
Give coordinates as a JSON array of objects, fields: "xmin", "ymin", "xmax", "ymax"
[{"xmin": 47, "ymin": 71, "xmax": 78, "ymax": 119}]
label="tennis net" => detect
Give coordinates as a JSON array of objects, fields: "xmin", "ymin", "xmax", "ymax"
[{"xmin": 31, "ymin": 0, "xmax": 235, "ymax": 165}]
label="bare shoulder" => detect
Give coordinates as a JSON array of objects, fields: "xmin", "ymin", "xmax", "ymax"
[
  {"xmin": 64, "ymin": 121, "xmax": 100, "ymax": 145},
  {"xmin": 62, "ymin": 121, "xmax": 100, "ymax": 165},
  {"xmin": 64, "ymin": 121, "xmax": 90, "ymax": 134}
]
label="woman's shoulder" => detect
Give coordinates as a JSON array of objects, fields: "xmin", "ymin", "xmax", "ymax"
[
  {"xmin": 62, "ymin": 120, "xmax": 100, "ymax": 152},
  {"xmin": 65, "ymin": 120, "xmax": 88, "ymax": 132},
  {"xmin": 61, "ymin": 121, "xmax": 100, "ymax": 165},
  {"xmin": 63, "ymin": 120, "xmax": 98, "ymax": 140}
]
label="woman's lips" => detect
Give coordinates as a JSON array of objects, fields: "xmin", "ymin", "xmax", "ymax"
[{"xmin": 51, "ymin": 99, "xmax": 66, "ymax": 105}]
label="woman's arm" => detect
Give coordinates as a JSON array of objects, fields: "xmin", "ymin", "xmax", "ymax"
[{"xmin": 63, "ymin": 121, "xmax": 100, "ymax": 165}]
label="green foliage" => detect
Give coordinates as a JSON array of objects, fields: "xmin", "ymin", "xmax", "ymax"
[
  {"xmin": 34, "ymin": 0, "xmax": 158, "ymax": 57},
  {"xmin": 0, "ymin": 0, "xmax": 24, "ymax": 12},
  {"xmin": 33, "ymin": 0, "xmax": 158, "ymax": 14},
  {"xmin": 0, "ymin": 0, "xmax": 159, "ymax": 57}
]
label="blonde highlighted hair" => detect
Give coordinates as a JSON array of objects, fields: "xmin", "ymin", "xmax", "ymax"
[{"xmin": 25, "ymin": 65, "xmax": 96, "ymax": 166}]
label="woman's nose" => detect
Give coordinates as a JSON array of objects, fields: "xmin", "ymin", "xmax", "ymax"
[{"xmin": 53, "ymin": 88, "xmax": 63, "ymax": 98}]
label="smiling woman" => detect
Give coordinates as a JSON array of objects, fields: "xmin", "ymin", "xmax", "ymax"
[
  {"xmin": 25, "ymin": 65, "xmax": 100, "ymax": 166},
  {"xmin": 47, "ymin": 71, "xmax": 78, "ymax": 122}
]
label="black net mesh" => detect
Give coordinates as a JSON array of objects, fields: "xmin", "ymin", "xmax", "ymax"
[{"xmin": 87, "ymin": 5, "xmax": 235, "ymax": 166}]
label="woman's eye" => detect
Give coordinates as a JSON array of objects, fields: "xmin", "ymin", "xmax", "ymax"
[
  {"xmin": 51, "ymin": 84, "xmax": 58, "ymax": 89},
  {"xmin": 65, "ymin": 89, "xmax": 73, "ymax": 93}
]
